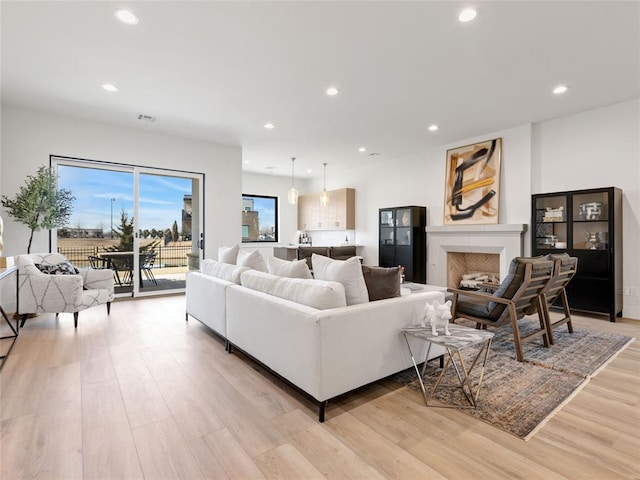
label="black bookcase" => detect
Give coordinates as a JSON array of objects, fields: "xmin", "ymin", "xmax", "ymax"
[
  {"xmin": 531, "ymin": 187, "xmax": 622, "ymax": 321},
  {"xmin": 379, "ymin": 206, "xmax": 426, "ymax": 283}
]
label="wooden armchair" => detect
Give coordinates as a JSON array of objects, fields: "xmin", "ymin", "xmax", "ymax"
[
  {"xmin": 537, "ymin": 254, "xmax": 578, "ymax": 344},
  {"xmin": 448, "ymin": 257, "xmax": 554, "ymax": 362}
]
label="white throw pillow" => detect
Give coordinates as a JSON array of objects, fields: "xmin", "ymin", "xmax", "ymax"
[
  {"xmin": 311, "ymin": 254, "xmax": 369, "ymax": 306},
  {"xmin": 267, "ymin": 256, "xmax": 313, "ymax": 279},
  {"xmin": 218, "ymin": 244, "xmax": 239, "ymax": 264},
  {"xmin": 241, "ymin": 270, "xmax": 346, "ymax": 310},
  {"xmin": 201, "ymin": 259, "xmax": 249, "ymax": 284},
  {"xmin": 237, "ymin": 249, "xmax": 268, "ymax": 272}
]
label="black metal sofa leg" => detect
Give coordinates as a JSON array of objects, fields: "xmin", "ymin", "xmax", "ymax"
[{"xmin": 74, "ymin": 312, "xmax": 79, "ymax": 328}]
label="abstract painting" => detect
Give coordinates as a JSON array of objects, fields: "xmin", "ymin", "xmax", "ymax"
[{"xmin": 444, "ymin": 138, "xmax": 502, "ymax": 225}]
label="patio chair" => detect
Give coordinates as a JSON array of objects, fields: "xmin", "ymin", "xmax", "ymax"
[
  {"xmin": 16, "ymin": 253, "xmax": 114, "ymax": 328},
  {"xmin": 448, "ymin": 257, "xmax": 554, "ymax": 362},
  {"xmin": 141, "ymin": 252, "xmax": 158, "ymax": 285}
]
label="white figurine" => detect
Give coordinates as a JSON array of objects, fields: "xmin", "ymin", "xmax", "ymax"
[{"xmin": 422, "ymin": 300, "xmax": 452, "ymax": 336}]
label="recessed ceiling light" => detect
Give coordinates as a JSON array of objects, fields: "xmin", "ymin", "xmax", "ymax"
[
  {"xmin": 428, "ymin": 124, "xmax": 439, "ymax": 132},
  {"xmin": 326, "ymin": 87, "xmax": 339, "ymax": 96},
  {"xmin": 553, "ymin": 85, "xmax": 568, "ymax": 95},
  {"xmin": 358, "ymin": 147, "xmax": 366, "ymax": 152},
  {"xmin": 307, "ymin": 169, "xmax": 313, "ymax": 173},
  {"xmin": 102, "ymin": 83, "xmax": 118, "ymax": 92},
  {"xmin": 264, "ymin": 123, "xmax": 275, "ymax": 129},
  {"xmin": 243, "ymin": 160, "xmax": 251, "ymax": 164},
  {"xmin": 458, "ymin": 8, "xmax": 477, "ymax": 22},
  {"xmin": 114, "ymin": 9, "xmax": 139, "ymax": 25}
]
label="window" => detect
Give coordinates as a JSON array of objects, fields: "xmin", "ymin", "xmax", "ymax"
[{"xmin": 242, "ymin": 194, "xmax": 278, "ymax": 242}]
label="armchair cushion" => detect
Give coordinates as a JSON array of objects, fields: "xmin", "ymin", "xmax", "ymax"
[{"xmin": 35, "ymin": 260, "xmax": 79, "ymax": 275}]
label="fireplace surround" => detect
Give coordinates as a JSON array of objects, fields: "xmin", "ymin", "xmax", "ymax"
[{"xmin": 426, "ymin": 224, "xmax": 527, "ymax": 287}]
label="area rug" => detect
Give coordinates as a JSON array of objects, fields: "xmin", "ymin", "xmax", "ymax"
[{"xmin": 393, "ymin": 319, "xmax": 634, "ymax": 440}]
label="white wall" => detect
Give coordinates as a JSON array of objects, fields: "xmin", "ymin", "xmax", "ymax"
[
  {"xmin": 0, "ymin": 106, "xmax": 242, "ymax": 259},
  {"xmin": 304, "ymin": 124, "xmax": 533, "ymax": 267}
]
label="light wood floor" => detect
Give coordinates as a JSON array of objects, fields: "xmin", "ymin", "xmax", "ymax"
[{"xmin": 1, "ymin": 295, "xmax": 638, "ymax": 479}]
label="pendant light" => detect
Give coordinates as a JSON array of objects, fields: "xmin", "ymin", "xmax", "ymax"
[
  {"xmin": 320, "ymin": 162, "xmax": 329, "ymax": 207},
  {"xmin": 287, "ymin": 157, "xmax": 299, "ymax": 204}
]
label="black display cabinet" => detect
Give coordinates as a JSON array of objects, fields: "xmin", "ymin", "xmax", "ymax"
[
  {"xmin": 531, "ymin": 187, "xmax": 622, "ymax": 321},
  {"xmin": 379, "ymin": 206, "xmax": 426, "ymax": 283}
]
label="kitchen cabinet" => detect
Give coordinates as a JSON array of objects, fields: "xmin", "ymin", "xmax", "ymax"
[
  {"xmin": 298, "ymin": 188, "xmax": 355, "ymax": 231},
  {"xmin": 531, "ymin": 187, "xmax": 622, "ymax": 321},
  {"xmin": 379, "ymin": 206, "xmax": 426, "ymax": 283}
]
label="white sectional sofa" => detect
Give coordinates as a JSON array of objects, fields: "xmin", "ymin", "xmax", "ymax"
[{"xmin": 186, "ymin": 258, "xmax": 446, "ymax": 421}]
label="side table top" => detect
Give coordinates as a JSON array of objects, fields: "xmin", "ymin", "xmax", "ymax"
[{"xmin": 402, "ymin": 323, "xmax": 494, "ymax": 350}]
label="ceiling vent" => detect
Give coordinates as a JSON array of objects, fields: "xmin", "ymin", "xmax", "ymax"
[{"xmin": 137, "ymin": 113, "xmax": 156, "ymax": 122}]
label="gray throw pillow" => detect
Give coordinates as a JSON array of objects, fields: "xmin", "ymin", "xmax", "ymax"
[{"xmin": 361, "ymin": 265, "xmax": 401, "ymax": 301}]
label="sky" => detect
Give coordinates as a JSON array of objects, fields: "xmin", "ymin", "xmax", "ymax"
[
  {"xmin": 58, "ymin": 165, "xmax": 192, "ymax": 233},
  {"xmin": 243, "ymin": 195, "xmax": 276, "ymax": 231}
]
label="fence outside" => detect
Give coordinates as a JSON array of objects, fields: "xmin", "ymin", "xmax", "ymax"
[{"xmin": 58, "ymin": 244, "xmax": 192, "ymax": 269}]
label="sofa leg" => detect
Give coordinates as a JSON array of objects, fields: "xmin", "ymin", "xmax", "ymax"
[
  {"xmin": 74, "ymin": 312, "xmax": 79, "ymax": 328},
  {"xmin": 185, "ymin": 313, "xmax": 189, "ymax": 322},
  {"xmin": 226, "ymin": 341, "xmax": 233, "ymax": 354},
  {"xmin": 439, "ymin": 354, "xmax": 445, "ymax": 369},
  {"xmin": 20, "ymin": 314, "xmax": 28, "ymax": 328},
  {"xmin": 318, "ymin": 401, "xmax": 327, "ymax": 423},
  {"xmin": 106, "ymin": 302, "xmax": 111, "ymax": 315}
]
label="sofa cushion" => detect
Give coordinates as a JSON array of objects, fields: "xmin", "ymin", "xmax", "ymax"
[
  {"xmin": 362, "ymin": 265, "xmax": 401, "ymax": 301},
  {"xmin": 218, "ymin": 244, "xmax": 239, "ymax": 264},
  {"xmin": 237, "ymin": 249, "xmax": 268, "ymax": 272},
  {"xmin": 267, "ymin": 256, "xmax": 313, "ymax": 279},
  {"xmin": 311, "ymin": 254, "xmax": 369, "ymax": 306},
  {"xmin": 201, "ymin": 259, "xmax": 249, "ymax": 284},
  {"xmin": 241, "ymin": 270, "xmax": 347, "ymax": 310}
]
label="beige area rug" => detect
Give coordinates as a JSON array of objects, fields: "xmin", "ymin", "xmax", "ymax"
[{"xmin": 393, "ymin": 318, "xmax": 635, "ymax": 440}]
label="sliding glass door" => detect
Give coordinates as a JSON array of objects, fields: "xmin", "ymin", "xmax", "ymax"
[{"xmin": 52, "ymin": 157, "xmax": 203, "ymax": 297}]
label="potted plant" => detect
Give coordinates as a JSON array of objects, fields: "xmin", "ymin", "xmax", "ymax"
[{"xmin": 1, "ymin": 166, "xmax": 74, "ymax": 253}]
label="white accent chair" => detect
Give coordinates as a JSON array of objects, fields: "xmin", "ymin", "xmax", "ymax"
[{"xmin": 16, "ymin": 253, "xmax": 114, "ymax": 328}]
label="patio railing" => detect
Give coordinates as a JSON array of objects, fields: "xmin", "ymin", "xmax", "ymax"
[{"xmin": 58, "ymin": 244, "xmax": 192, "ymax": 269}]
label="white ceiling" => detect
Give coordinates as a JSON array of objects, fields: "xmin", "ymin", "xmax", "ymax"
[{"xmin": 2, "ymin": 1, "xmax": 639, "ymax": 179}]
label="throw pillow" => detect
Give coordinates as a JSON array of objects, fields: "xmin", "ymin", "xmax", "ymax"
[
  {"xmin": 267, "ymin": 256, "xmax": 313, "ymax": 279},
  {"xmin": 218, "ymin": 244, "xmax": 239, "ymax": 264},
  {"xmin": 311, "ymin": 254, "xmax": 369, "ymax": 306},
  {"xmin": 237, "ymin": 249, "xmax": 268, "ymax": 272},
  {"xmin": 201, "ymin": 259, "xmax": 249, "ymax": 284},
  {"xmin": 240, "ymin": 270, "xmax": 347, "ymax": 310},
  {"xmin": 35, "ymin": 260, "xmax": 79, "ymax": 275},
  {"xmin": 361, "ymin": 265, "xmax": 401, "ymax": 301}
]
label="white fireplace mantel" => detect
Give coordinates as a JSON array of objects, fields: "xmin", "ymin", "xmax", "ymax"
[{"xmin": 426, "ymin": 224, "xmax": 527, "ymax": 287}]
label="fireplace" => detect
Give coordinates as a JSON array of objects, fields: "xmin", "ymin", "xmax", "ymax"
[
  {"xmin": 426, "ymin": 224, "xmax": 527, "ymax": 287},
  {"xmin": 447, "ymin": 252, "xmax": 500, "ymax": 289}
]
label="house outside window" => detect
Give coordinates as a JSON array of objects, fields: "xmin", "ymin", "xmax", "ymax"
[{"xmin": 242, "ymin": 194, "xmax": 278, "ymax": 242}]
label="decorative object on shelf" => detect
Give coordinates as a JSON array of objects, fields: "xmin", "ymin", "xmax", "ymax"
[
  {"xmin": 582, "ymin": 231, "xmax": 599, "ymax": 250},
  {"xmin": 444, "ymin": 138, "xmax": 502, "ymax": 225},
  {"xmin": 579, "ymin": 201, "xmax": 603, "ymax": 220},
  {"xmin": 543, "ymin": 206, "xmax": 564, "ymax": 222},
  {"xmin": 287, "ymin": 157, "xmax": 299, "ymax": 204},
  {"xmin": 320, "ymin": 162, "xmax": 329, "ymax": 207},
  {"xmin": 0, "ymin": 165, "xmax": 75, "ymax": 253}
]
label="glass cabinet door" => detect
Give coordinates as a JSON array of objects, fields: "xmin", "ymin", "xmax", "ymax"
[
  {"xmin": 395, "ymin": 208, "xmax": 412, "ymax": 246},
  {"xmin": 534, "ymin": 194, "xmax": 568, "ymax": 250},
  {"xmin": 379, "ymin": 209, "xmax": 395, "ymax": 246},
  {"xmin": 572, "ymin": 191, "xmax": 609, "ymax": 250}
]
